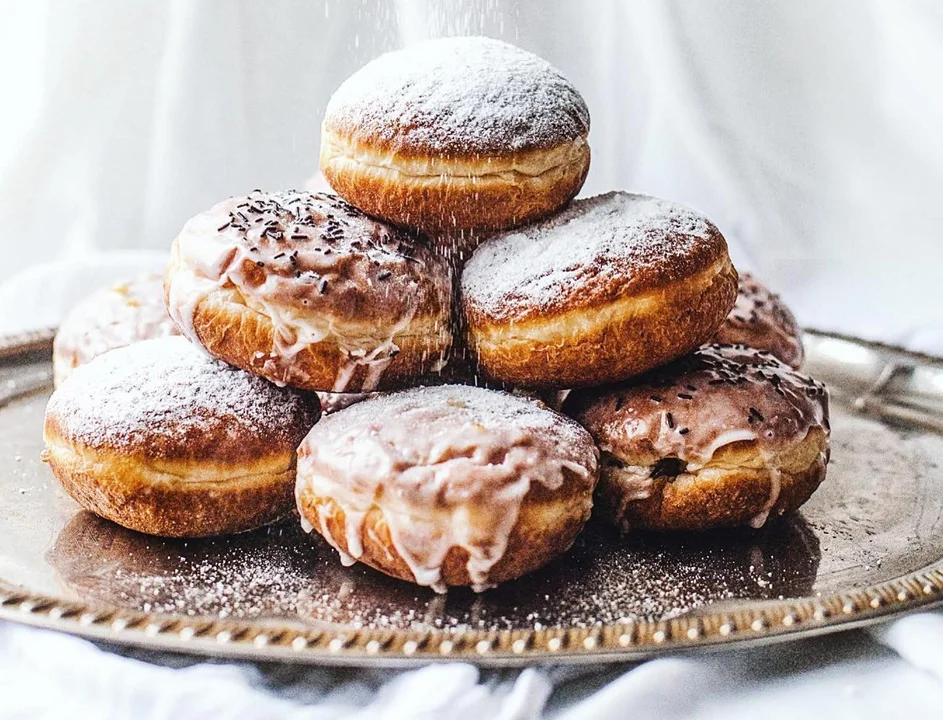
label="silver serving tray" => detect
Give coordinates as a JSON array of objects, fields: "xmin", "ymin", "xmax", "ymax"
[{"xmin": 0, "ymin": 329, "xmax": 941, "ymax": 667}]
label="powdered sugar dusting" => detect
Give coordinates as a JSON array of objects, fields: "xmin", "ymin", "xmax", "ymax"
[
  {"xmin": 324, "ymin": 36, "xmax": 589, "ymax": 155},
  {"xmin": 461, "ymin": 192, "xmax": 722, "ymax": 321},
  {"xmin": 47, "ymin": 337, "xmax": 318, "ymax": 452}
]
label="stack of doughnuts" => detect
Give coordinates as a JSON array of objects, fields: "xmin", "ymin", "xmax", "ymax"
[{"xmin": 43, "ymin": 37, "xmax": 830, "ymax": 593}]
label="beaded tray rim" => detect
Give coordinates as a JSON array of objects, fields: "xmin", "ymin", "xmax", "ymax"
[{"xmin": 0, "ymin": 327, "xmax": 941, "ymax": 667}]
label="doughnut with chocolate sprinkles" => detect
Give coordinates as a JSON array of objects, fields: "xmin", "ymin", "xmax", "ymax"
[
  {"xmin": 164, "ymin": 190, "xmax": 453, "ymax": 393},
  {"xmin": 566, "ymin": 344, "xmax": 830, "ymax": 531},
  {"xmin": 713, "ymin": 272, "xmax": 804, "ymax": 368}
]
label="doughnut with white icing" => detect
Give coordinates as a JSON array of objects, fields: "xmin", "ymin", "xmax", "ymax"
[
  {"xmin": 461, "ymin": 192, "xmax": 738, "ymax": 388},
  {"xmin": 42, "ymin": 337, "xmax": 321, "ymax": 537},
  {"xmin": 53, "ymin": 274, "xmax": 179, "ymax": 387},
  {"xmin": 295, "ymin": 384, "xmax": 599, "ymax": 592},
  {"xmin": 164, "ymin": 190, "xmax": 453, "ymax": 393},
  {"xmin": 714, "ymin": 273, "xmax": 804, "ymax": 368},
  {"xmin": 567, "ymin": 344, "xmax": 830, "ymax": 532},
  {"xmin": 320, "ymin": 37, "xmax": 590, "ymax": 236}
]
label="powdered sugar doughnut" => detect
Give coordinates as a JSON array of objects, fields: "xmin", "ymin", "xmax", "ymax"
[
  {"xmin": 43, "ymin": 337, "xmax": 321, "ymax": 537},
  {"xmin": 295, "ymin": 384, "xmax": 599, "ymax": 592},
  {"xmin": 567, "ymin": 344, "xmax": 830, "ymax": 532},
  {"xmin": 462, "ymin": 191, "xmax": 738, "ymax": 388},
  {"xmin": 53, "ymin": 274, "xmax": 179, "ymax": 387},
  {"xmin": 164, "ymin": 190, "xmax": 452, "ymax": 393},
  {"xmin": 320, "ymin": 37, "xmax": 590, "ymax": 236},
  {"xmin": 714, "ymin": 273, "xmax": 804, "ymax": 368}
]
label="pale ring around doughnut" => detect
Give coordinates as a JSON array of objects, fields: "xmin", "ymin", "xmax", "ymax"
[
  {"xmin": 43, "ymin": 337, "xmax": 321, "ymax": 537},
  {"xmin": 462, "ymin": 191, "xmax": 739, "ymax": 389}
]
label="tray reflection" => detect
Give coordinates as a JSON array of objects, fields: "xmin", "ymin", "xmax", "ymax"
[{"xmin": 49, "ymin": 510, "xmax": 819, "ymax": 630}]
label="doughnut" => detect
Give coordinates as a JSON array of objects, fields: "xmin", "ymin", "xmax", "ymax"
[
  {"xmin": 320, "ymin": 37, "xmax": 590, "ymax": 236},
  {"xmin": 461, "ymin": 191, "xmax": 738, "ymax": 388},
  {"xmin": 714, "ymin": 272, "xmax": 804, "ymax": 368},
  {"xmin": 42, "ymin": 337, "xmax": 321, "ymax": 537},
  {"xmin": 566, "ymin": 344, "xmax": 830, "ymax": 532},
  {"xmin": 164, "ymin": 190, "xmax": 452, "ymax": 393},
  {"xmin": 295, "ymin": 384, "xmax": 599, "ymax": 591},
  {"xmin": 53, "ymin": 274, "xmax": 179, "ymax": 387}
]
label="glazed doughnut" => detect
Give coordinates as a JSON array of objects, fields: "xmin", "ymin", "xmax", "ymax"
[
  {"xmin": 53, "ymin": 274, "xmax": 179, "ymax": 387},
  {"xmin": 567, "ymin": 344, "xmax": 830, "ymax": 532},
  {"xmin": 461, "ymin": 191, "xmax": 738, "ymax": 388},
  {"xmin": 714, "ymin": 273, "xmax": 804, "ymax": 368},
  {"xmin": 320, "ymin": 37, "xmax": 590, "ymax": 236},
  {"xmin": 164, "ymin": 190, "xmax": 452, "ymax": 393},
  {"xmin": 42, "ymin": 337, "xmax": 321, "ymax": 537},
  {"xmin": 295, "ymin": 384, "xmax": 599, "ymax": 591}
]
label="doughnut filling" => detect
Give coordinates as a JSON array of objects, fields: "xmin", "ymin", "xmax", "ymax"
[
  {"xmin": 295, "ymin": 385, "xmax": 599, "ymax": 592},
  {"xmin": 714, "ymin": 273, "xmax": 805, "ymax": 368},
  {"xmin": 53, "ymin": 274, "xmax": 179, "ymax": 387},
  {"xmin": 567, "ymin": 345, "xmax": 830, "ymax": 532},
  {"xmin": 43, "ymin": 337, "xmax": 321, "ymax": 537},
  {"xmin": 165, "ymin": 190, "xmax": 452, "ymax": 392},
  {"xmin": 462, "ymin": 191, "xmax": 738, "ymax": 388},
  {"xmin": 320, "ymin": 37, "xmax": 590, "ymax": 234}
]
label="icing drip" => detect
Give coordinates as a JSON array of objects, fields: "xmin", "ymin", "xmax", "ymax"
[
  {"xmin": 296, "ymin": 385, "xmax": 598, "ymax": 592},
  {"xmin": 167, "ymin": 190, "xmax": 451, "ymax": 391},
  {"xmin": 570, "ymin": 344, "xmax": 830, "ymax": 523},
  {"xmin": 749, "ymin": 467, "xmax": 783, "ymax": 529}
]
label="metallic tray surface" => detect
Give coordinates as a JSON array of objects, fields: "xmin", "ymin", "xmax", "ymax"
[{"xmin": 0, "ymin": 329, "xmax": 941, "ymax": 666}]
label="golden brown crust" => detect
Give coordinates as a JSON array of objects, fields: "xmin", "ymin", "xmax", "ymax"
[
  {"xmin": 42, "ymin": 436, "xmax": 296, "ymax": 537},
  {"xmin": 596, "ymin": 430, "xmax": 829, "ymax": 531},
  {"xmin": 297, "ymin": 478, "xmax": 590, "ymax": 587},
  {"xmin": 165, "ymin": 249, "xmax": 451, "ymax": 392},
  {"xmin": 42, "ymin": 337, "xmax": 320, "ymax": 537},
  {"xmin": 320, "ymin": 131, "xmax": 590, "ymax": 234},
  {"xmin": 466, "ymin": 257, "xmax": 738, "ymax": 388}
]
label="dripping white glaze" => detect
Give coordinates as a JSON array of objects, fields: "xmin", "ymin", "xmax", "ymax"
[
  {"xmin": 166, "ymin": 190, "xmax": 451, "ymax": 391},
  {"xmin": 295, "ymin": 385, "xmax": 599, "ymax": 592}
]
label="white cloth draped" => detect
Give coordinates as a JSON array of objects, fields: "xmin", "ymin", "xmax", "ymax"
[{"xmin": 0, "ymin": 1, "xmax": 941, "ymax": 717}]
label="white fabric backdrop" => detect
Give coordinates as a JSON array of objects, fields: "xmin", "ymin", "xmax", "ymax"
[{"xmin": 0, "ymin": 0, "xmax": 941, "ymax": 717}]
